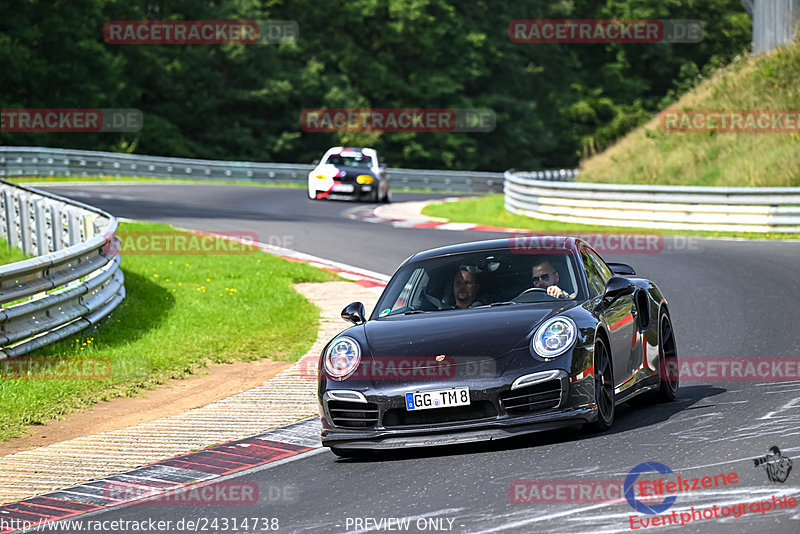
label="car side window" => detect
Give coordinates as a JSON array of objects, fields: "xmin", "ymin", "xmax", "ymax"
[
  {"xmin": 586, "ymin": 248, "xmax": 613, "ymax": 282},
  {"xmin": 394, "ymin": 268, "xmax": 425, "ymax": 311},
  {"xmin": 580, "ymin": 249, "xmax": 605, "ymax": 297}
]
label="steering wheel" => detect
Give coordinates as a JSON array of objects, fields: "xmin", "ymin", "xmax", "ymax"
[{"xmin": 512, "ymin": 287, "xmax": 557, "ymax": 301}]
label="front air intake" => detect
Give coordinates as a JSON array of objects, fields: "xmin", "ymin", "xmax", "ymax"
[
  {"xmin": 500, "ymin": 380, "xmax": 562, "ymax": 415},
  {"xmin": 327, "ymin": 400, "xmax": 379, "ymax": 428}
]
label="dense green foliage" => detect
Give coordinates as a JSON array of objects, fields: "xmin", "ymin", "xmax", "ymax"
[{"xmin": 0, "ymin": 0, "xmax": 750, "ymax": 170}]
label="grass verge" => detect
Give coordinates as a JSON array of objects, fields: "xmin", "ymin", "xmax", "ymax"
[
  {"xmin": 0, "ymin": 221, "xmax": 338, "ymax": 442},
  {"xmin": 578, "ymin": 40, "xmax": 800, "ymax": 187},
  {"xmin": 422, "ymin": 195, "xmax": 800, "ymax": 240},
  {"xmin": 0, "ymin": 239, "xmax": 32, "ymax": 264}
]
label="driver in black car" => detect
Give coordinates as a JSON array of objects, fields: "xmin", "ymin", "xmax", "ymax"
[
  {"xmin": 531, "ymin": 258, "xmax": 574, "ymax": 299},
  {"xmin": 453, "ymin": 266, "xmax": 481, "ymax": 308}
]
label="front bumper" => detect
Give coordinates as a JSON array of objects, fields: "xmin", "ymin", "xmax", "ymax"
[
  {"xmin": 314, "ymin": 182, "xmax": 376, "ymax": 199},
  {"xmin": 319, "ymin": 369, "xmax": 597, "ymax": 449},
  {"xmin": 322, "ymin": 407, "xmax": 595, "ymax": 449}
]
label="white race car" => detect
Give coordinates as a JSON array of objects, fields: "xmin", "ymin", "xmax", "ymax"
[{"xmin": 308, "ymin": 147, "xmax": 390, "ymax": 202}]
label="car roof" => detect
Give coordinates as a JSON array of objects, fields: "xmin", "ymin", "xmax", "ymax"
[
  {"xmin": 404, "ymin": 236, "xmax": 580, "ymax": 264},
  {"xmin": 323, "ymin": 146, "xmax": 377, "ymax": 159}
]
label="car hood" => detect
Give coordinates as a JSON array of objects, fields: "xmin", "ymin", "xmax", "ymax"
[
  {"xmin": 363, "ymin": 303, "xmax": 576, "ymax": 363},
  {"xmin": 331, "ymin": 165, "xmax": 375, "ymax": 177}
]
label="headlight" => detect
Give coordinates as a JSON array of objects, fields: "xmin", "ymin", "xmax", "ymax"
[
  {"xmin": 532, "ymin": 317, "xmax": 577, "ymax": 359},
  {"xmin": 356, "ymin": 175, "xmax": 375, "ymax": 184},
  {"xmin": 324, "ymin": 337, "xmax": 361, "ymax": 380},
  {"xmin": 315, "ymin": 174, "xmax": 328, "ymax": 180}
]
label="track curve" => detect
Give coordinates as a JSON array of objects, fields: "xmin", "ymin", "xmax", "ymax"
[{"xmin": 33, "ymin": 182, "xmax": 800, "ymax": 534}]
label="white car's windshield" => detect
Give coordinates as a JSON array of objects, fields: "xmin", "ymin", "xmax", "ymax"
[{"xmin": 325, "ymin": 154, "xmax": 373, "ymax": 168}]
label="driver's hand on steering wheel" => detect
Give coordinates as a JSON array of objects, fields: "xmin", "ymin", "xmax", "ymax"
[{"xmin": 547, "ymin": 285, "xmax": 568, "ymax": 298}]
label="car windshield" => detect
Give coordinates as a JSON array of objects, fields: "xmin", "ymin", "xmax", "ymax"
[
  {"xmin": 372, "ymin": 249, "xmax": 584, "ymax": 319},
  {"xmin": 325, "ymin": 154, "xmax": 372, "ymax": 168}
]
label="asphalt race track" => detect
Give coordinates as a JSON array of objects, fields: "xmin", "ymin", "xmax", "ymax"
[{"xmin": 34, "ymin": 183, "xmax": 800, "ymax": 533}]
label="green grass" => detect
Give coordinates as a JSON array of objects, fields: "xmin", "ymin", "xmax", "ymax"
[
  {"xmin": 0, "ymin": 221, "xmax": 339, "ymax": 442},
  {"xmin": 422, "ymin": 195, "xmax": 800, "ymax": 240},
  {"xmin": 0, "ymin": 239, "xmax": 32, "ymax": 264},
  {"xmin": 579, "ymin": 40, "xmax": 800, "ymax": 187}
]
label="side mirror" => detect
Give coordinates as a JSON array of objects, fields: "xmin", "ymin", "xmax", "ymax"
[
  {"xmin": 607, "ymin": 262, "xmax": 636, "ymax": 276},
  {"xmin": 341, "ymin": 302, "xmax": 366, "ymax": 325},
  {"xmin": 312, "ymin": 158, "xmax": 320, "ymax": 165},
  {"xmin": 604, "ymin": 276, "xmax": 635, "ymax": 302}
]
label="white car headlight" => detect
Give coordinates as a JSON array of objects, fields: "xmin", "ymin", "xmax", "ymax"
[
  {"xmin": 324, "ymin": 337, "xmax": 361, "ymax": 380},
  {"xmin": 532, "ymin": 317, "xmax": 577, "ymax": 359}
]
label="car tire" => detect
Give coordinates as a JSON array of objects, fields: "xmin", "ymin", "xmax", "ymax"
[
  {"xmin": 589, "ymin": 336, "xmax": 615, "ymax": 432},
  {"xmin": 381, "ymin": 187, "xmax": 392, "ymax": 203},
  {"xmin": 652, "ymin": 310, "xmax": 678, "ymax": 402}
]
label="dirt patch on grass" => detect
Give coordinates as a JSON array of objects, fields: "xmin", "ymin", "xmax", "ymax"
[{"xmin": 0, "ymin": 358, "xmax": 290, "ymax": 457}]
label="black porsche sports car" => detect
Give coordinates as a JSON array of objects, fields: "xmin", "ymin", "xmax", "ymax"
[{"xmin": 317, "ymin": 237, "xmax": 678, "ymax": 457}]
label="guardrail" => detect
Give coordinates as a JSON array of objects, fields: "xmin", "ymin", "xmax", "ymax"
[
  {"xmin": 0, "ymin": 147, "xmax": 575, "ymax": 194},
  {"xmin": 505, "ymin": 170, "xmax": 800, "ymax": 233},
  {"xmin": 743, "ymin": 0, "xmax": 800, "ymax": 55},
  {"xmin": 0, "ymin": 180, "xmax": 124, "ymax": 359}
]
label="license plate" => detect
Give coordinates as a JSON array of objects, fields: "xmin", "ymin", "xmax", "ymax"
[
  {"xmin": 405, "ymin": 387, "xmax": 470, "ymax": 411},
  {"xmin": 332, "ymin": 183, "xmax": 354, "ymax": 192}
]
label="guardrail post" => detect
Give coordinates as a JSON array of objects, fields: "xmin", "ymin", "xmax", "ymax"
[
  {"xmin": 34, "ymin": 199, "xmax": 49, "ymax": 255},
  {"xmin": 50, "ymin": 204, "xmax": 63, "ymax": 251},
  {"xmin": 67, "ymin": 209, "xmax": 82, "ymax": 247},
  {"xmin": 83, "ymin": 214, "xmax": 96, "ymax": 239},
  {"xmin": 0, "ymin": 189, "xmax": 10, "ymax": 243},
  {"xmin": 19, "ymin": 195, "xmax": 34, "ymax": 255}
]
